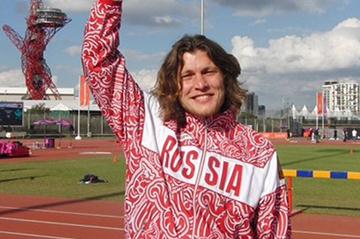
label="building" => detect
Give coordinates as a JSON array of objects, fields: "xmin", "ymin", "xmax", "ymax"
[
  {"xmin": 0, "ymin": 87, "xmax": 75, "ymax": 101},
  {"xmin": 245, "ymin": 92, "xmax": 259, "ymax": 116},
  {"xmin": 258, "ymin": 105, "xmax": 266, "ymax": 118},
  {"xmin": 322, "ymin": 81, "xmax": 360, "ymax": 113},
  {"xmin": 0, "ymin": 87, "xmax": 101, "ymax": 113}
]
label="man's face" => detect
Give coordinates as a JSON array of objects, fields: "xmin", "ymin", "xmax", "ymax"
[{"xmin": 178, "ymin": 50, "xmax": 225, "ymax": 118}]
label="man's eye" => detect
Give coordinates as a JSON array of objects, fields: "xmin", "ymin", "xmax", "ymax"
[
  {"xmin": 181, "ymin": 74, "xmax": 193, "ymax": 80},
  {"xmin": 204, "ymin": 70, "xmax": 216, "ymax": 75}
]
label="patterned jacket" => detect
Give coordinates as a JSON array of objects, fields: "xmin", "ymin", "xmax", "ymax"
[{"xmin": 82, "ymin": 0, "xmax": 291, "ymax": 238}]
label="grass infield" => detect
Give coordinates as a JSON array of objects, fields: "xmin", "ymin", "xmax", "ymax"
[
  {"xmin": 0, "ymin": 143, "xmax": 359, "ymax": 216},
  {"xmin": 276, "ymin": 143, "xmax": 360, "ymax": 216},
  {"xmin": 0, "ymin": 157, "xmax": 126, "ymax": 201}
]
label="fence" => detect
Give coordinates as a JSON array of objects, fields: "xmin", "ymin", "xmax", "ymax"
[
  {"xmin": 237, "ymin": 116, "xmax": 289, "ymax": 132},
  {"xmin": 283, "ymin": 169, "xmax": 360, "ymax": 213},
  {"xmin": 2, "ymin": 110, "xmax": 114, "ymax": 138},
  {"xmin": 4, "ymin": 110, "xmax": 360, "ymax": 138}
]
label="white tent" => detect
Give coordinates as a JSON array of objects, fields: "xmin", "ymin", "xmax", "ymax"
[
  {"xmin": 50, "ymin": 103, "xmax": 72, "ymax": 111},
  {"xmin": 300, "ymin": 105, "xmax": 310, "ymax": 118},
  {"xmin": 291, "ymin": 104, "xmax": 298, "ymax": 119},
  {"xmin": 22, "ymin": 99, "xmax": 100, "ymax": 112}
]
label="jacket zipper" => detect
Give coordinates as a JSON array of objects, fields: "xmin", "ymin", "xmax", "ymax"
[{"xmin": 191, "ymin": 125, "xmax": 208, "ymax": 239}]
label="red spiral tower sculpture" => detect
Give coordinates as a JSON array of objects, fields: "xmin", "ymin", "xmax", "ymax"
[{"xmin": 2, "ymin": 0, "xmax": 71, "ymax": 100}]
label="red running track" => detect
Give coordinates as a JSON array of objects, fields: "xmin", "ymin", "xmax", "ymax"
[
  {"xmin": 1, "ymin": 194, "xmax": 360, "ymax": 239},
  {"xmin": 1, "ymin": 139, "xmax": 360, "ymax": 238},
  {"xmin": 0, "ymin": 194, "xmax": 125, "ymax": 239}
]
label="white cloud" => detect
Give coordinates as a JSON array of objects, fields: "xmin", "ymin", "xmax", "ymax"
[
  {"xmin": 23, "ymin": 0, "xmax": 350, "ymax": 34},
  {"xmin": 65, "ymin": 45, "xmax": 82, "ymax": 57},
  {"xmin": 124, "ymin": 0, "xmax": 197, "ymax": 27},
  {"xmin": 123, "ymin": 49, "xmax": 165, "ymax": 73},
  {"xmin": 124, "ymin": 49, "xmax": 165, "ymax": 63},
  {"xmin": 0, "ymin": 69, "xmax": 25, "ymax": 87},
  {"xmin": 154, "ymin": 16, "xmax": 180, "ymax": 26},
  {"xmin": 132, "ymin": 69, "xmax": 158, "ymax": 91},
  {"xmin": 211, "ymin": 0, "xmax": 345, "ymax": 17},
  {"xmin": 232, "ymin": 18, "xmax": 360, "ymax": 74},
  {"xmin": 44, "ymin": 0, "xmax": 197, "ymax": 28},
  {"xmin": 54, "ymin": 65, "xmax": 82, "ymax": 80},
  {"xmin": 231, "ymin": 17, "xmax": 360, "ymax": 109},
  {"xmin": 250, "ymin": 18, "xmax": 267, "ymax": 26},
  {"xmin": 0, "ymin": 69, "xmax": 61, "ymax": 88},
  {"xmin": 334, "ymin": 17, "xmax": 360, "ymax": 29},
  {"xmin": 44, "ymin": 0, "xmax": 94, "ymax": 12}
]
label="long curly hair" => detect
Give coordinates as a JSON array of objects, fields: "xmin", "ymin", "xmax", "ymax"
[{"xmin": 151, "ymin": 34, "xmax": 246, "ymax": 127}]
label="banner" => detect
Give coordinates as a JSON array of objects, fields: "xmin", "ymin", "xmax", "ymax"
[
  {"xmin": 323, "ymin": 93, "xmax": 327, "ymax": 116},
  {"xmin": 80, "ymin": 75, "xmax": 91, "ymax": 107},
  {"xmin": 261, "ymin": 132, "xmax": 287, "ymax": 139},
  {"xmin": 317, "ymin": 92, "xmax": 323, "ymax": 114}
]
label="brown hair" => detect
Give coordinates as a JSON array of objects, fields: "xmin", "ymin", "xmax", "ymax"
[{"xmin": 151, "ymin": 34, "xmax": 246, "ymax": 127}]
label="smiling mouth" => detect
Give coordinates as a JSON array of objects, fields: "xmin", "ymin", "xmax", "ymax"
[
  {"xmin": 191, "ymin": 94, "xmax": 214, "ymax": 103},
  {"xmin": 192, "ymin": 94, "xmax": 213, "ymax": 99}
]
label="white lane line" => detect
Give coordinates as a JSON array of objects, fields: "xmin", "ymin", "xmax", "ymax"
[
  {"xmin": 0, "ymin": 206, "xmax": 124, "ymax": 219},
  {"xmin": 0, "ymin": 230, "xmax": 74, "ymax": 239},
  {"xmin": 294, "ymin": 230, "xmax": 360, "ymax": 238},
  {"xmin": 79, "ymin": 152, "xmax": 112, "ymax": 155},
  {"xmin": 0, "ymin": 217, "xmax": 125, "ymax": 231}
]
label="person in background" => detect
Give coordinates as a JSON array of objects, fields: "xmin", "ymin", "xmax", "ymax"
[
  {"xmin": 343, "ymin": 128, "xmax": 348, "ymax": 142},
  {"xmin": 352, "ymin": 128, "xmax": 358, "ymax": 141},
  {"xmin": 287, "ymin": 128, "xmax": 291, "ymax": 139},
  {"xmin": 315, "ymin": 128, "xmax": 321, "ymax": 143},
  {"xmin": 82, "ymin": 0, "xmax": 291, "ymax": 238}
]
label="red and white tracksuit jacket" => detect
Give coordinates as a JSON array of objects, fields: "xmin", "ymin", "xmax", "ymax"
[{"xmin": 82, "ymin": 0, "xmax": 291, "ymax": 238}]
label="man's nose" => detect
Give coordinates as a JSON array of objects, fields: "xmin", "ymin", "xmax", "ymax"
[{"xmin": 195, "ymin": 74, "xmax": 209, "ymax": 89}]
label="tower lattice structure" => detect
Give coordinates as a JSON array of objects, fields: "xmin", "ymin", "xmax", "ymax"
[{"xmin": 2, "ymin": 0, "xmax": 71, "ymax": 100}]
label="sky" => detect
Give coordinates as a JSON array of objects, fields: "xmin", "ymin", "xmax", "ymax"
[{"xmin": 0, "ymin": 0, "xmax": 360, "ymax": 114}]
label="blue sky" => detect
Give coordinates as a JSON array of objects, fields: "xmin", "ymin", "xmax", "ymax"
[{"xmin": 0, "ymin": 0, "xmax": 360, "ymax": 112}]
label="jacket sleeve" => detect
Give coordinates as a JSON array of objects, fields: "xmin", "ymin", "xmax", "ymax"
[
  {"xmin": 81, "ymin": 0, "xmax": 143, "ymax": 143},
  {"xmin": 255, "ymin": 152, "xmax": 292, "ymax": 238}
]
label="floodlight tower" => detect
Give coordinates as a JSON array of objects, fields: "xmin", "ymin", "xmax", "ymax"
[
  {"xmin": 200, "ymin": 0, "xmax": 205, "ymax": 35},
  {"xmin": 2, "ymin": 0, "xmax": 71, "ymax": 100}
]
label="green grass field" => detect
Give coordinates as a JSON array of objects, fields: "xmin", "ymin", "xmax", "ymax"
[
  {"xmin": 276, "ymin": 144, "xmax": 360, "ymax": 216},
  {"xmin": 0, "ymin": 143, "xmax": 360, "ymax": 216},
  {"xmin": 0, "ymin": 157, "xmax": 126, "ymax": 201}
]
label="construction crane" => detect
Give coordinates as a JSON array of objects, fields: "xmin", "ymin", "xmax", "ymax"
[{"xmin": 2, "ymin": 0, "xmax": 71, "ymax": 100}]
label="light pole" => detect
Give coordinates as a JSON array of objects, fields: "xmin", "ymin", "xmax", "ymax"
[
  {"xmin": 75, "ymin": 102, "xmax": 82, "ymax": 140},
  {"xmin": 75, "ymin": 76, "xmax": 82, "ymax": 140},
  {"xmin": 200, "ymin": 0, "xmax": 204, "ymax": 35}
]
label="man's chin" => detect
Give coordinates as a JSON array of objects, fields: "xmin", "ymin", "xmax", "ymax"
[
  {"xmin": 192, "ymin": 110, "xmax": 218, "ymax": 119},
  {"xmin": 182, "ymin": 103, "xmax": 220, "ymax": 118}
]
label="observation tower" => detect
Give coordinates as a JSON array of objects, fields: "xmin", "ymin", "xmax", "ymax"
[{"xmin": 2, "ymin": 0, "xmax": 71, "ymax": 100}]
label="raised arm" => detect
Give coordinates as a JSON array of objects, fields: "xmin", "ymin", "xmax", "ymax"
[{"xmin": 81, "ymin": 0, "xmax": 143, "ymax": 142}]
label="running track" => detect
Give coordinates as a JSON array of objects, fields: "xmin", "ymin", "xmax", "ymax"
[
  {"xmin": 1, "ymin": 139, "xmax": 360, "ymax": 238},
  {"xmin": 1, "ymin": 194, "xmax": 360, "ymax": 239},
  {"xmin": 0, "ymin": 194, "xmax": 125, "ymax": 239}
]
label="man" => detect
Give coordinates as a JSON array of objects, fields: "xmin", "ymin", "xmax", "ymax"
[
  {"xmin": 82, "ymin": 0, "xmax": 291, "ymax": 238},
  {"xmin": 352, "ymin": 128, "xmax": 358, "ymax": 141}
]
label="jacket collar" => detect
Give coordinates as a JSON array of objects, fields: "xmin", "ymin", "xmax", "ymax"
[{"xmin": 185, "ymin": 107, "xmax": 237, "ymax": 128}]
